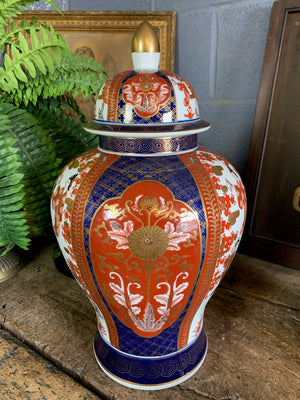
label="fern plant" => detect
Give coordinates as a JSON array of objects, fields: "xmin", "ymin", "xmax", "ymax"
[
  {"xmin": 0, "ymin": 107, "xmax": 30, "ymax": 252},
  {"xmin": 0, "ymin": 0, "xmax": 107, "ymax": 256}
]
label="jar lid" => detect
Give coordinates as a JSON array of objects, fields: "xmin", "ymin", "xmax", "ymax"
[{"xmin": 85, "ymin": 21, "xmax": 210, "ymax": 138}]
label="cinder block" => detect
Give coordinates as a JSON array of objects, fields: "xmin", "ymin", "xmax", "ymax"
[
  {"xmin": 69, "ymin": 0, "xmax": 153, "ymax": 11},
  {"xmin": 176, "ymin": 10, "xmax": 213, "ymax": 101},
  {"xmin": 30, "ymin": 0, "xmax": 69, "ymax": 9},
  {"xmin": 216, "ymin": 0, "xmax": 274, "ymax": 100},
  {"xmin": 155, "ymin": 0, "xmax": 237, "ymax": 12},
  {"xmin": 197, "ymin": 101, "xmax": 257, "ymax": 175}
]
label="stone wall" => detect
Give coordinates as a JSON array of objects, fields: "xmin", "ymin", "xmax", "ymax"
[{"xmin": 32, "ymin": 0, "xmax": 275, "ymax": 175}]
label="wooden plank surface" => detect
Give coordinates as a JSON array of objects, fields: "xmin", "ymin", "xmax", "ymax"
[
  {"xmin": 0, "ymin": 329, "xmax": 102, "ymax": 400},
  {"xmin": 0, "ymin": 244, "xmax": 299, "ymax": 400},
  {"xmin": 222, "ymin": 253, "xmax": 300, "ymax": 309}
]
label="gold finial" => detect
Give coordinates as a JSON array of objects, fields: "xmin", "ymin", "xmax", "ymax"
[{"xmin": 131, "ymin": 21, "xmax": 160, "ymax": 53}]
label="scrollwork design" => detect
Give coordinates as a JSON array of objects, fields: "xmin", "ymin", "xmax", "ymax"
[{"xmin": 91, "ymin": 182, "xmax": 200, "ymax": 334}]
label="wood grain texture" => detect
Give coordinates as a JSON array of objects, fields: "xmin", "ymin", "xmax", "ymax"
[
  {"xmin": 241, "ymin": 0, "xmax": 300, "ymax": 268},
  {"xmin": 0, "ymin": 329, "xmax": 101, "ymax": 400},
  {"xmin": 0, "ymin": 244, "xmax": 299, "ymax": 400}
]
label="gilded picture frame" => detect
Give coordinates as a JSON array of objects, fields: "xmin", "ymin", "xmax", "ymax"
[{"xmin": 20, "ymin": 11, "xmax": 176, "ymax": 77}]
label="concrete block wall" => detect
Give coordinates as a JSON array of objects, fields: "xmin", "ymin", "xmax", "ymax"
[{"xmin": 32, "ymin": 0, "xmax": 275, "ymax": 175}]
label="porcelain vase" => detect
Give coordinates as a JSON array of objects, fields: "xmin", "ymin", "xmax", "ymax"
[
  {"xmin": 51, "ymin": 144, "xmax": 246, "ymax": 389},
  {"xmin": 50, "ymin": 21, "xmax": 246, "ymax": 390}
]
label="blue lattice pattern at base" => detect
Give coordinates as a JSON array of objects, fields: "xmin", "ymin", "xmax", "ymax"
[
  {"xmin": 98, "ymin": 134, "xmax": 198, "ymax": 154},
  {"xmin": 93, "ymin": 329, "xmax": 207, "ymax": 388}
]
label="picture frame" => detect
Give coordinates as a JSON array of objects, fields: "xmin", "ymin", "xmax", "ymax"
[{"xmin": 20, "ymin": 11, "xmax": 176, "ymax": 77}]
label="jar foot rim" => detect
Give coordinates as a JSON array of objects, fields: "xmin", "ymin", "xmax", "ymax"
[{"xmin": 93, "ymin": 329, "xmax": 207, "ymax": 390}]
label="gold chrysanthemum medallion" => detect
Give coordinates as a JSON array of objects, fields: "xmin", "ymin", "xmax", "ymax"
[{"xmin": 128, "ymin": 225, "xmax": 168, "ymax": 260}]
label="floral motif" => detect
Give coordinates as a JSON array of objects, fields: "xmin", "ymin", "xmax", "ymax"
[
  {"xmin": 51, "ymin": 146, "xmax": 246, "ymax": 355},
  {"xmin": 50, "ymin": 148, "xmax": 101, "ymax": 291},
  {"xmin": 184, "ymin": 105, "xmax": 195, "ymax": 119},
  {"xmin": 51, "ymin": 186, "xmax": 67, "ymax": 236},
  {"xmin": 164, "ymin": 221, "xmax": 191, "ymax": 251},
  {"xmin": 128, "ymin": 225, "xmax": 169, "ymax": 260},
  {"xmin": 235, "ymin": 180, "xmax": 247, "ymax": 210},
  {"xmin": 123, "ymin": 73, "xmax": 171, "ymax": 118},
  {"xmin": 166, "ymin": 73, "xmax": 200, "ymax": 120},
  {"xmin": 107, "ymin": 215, "xmax": 193, "ymax": 261},
  {"xmin": 90, "ymin": 181, "xmax": 201, "ymax": 337},
  {"xmin": 196, "ymin": 149, "xmax": 246, "ymax": 300},
  {"xmin": 140, "ymin": 196, "xmax": 160, "ymax": 210},
  {"xmin": 107, "ymin": 220, "xmax": 134, "ymax": 250},
  {"xmin": 108, "ymin": 270, "xmax": 190, "ymax": 333},
  {"xmin": 96, "ymin": 80, "xmax": 110, "ymax": 120}
]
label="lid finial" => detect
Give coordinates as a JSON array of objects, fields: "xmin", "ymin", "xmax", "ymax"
[
  {"xmin": 131, "ymin": 21, "xmax": 160, "ymax": 71},
  {"xmin": 131, "ymin": 21, "xmax": 160, "ymax": 53}
]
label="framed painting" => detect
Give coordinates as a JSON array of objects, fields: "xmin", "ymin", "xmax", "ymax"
[
  {"xmin": 20, "ymin": 11, "xmax": 176, "ymax": 77},
  {"xmin": 18, "ymin": 11, "xmax": 176, "ymax": 119}
]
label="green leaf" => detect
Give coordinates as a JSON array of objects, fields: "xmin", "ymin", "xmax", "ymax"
[
  {"xmin": 5, "ymin": 104, "xmax": 62, "ymax": 235},
  {"xmin": 3, "ymin": 212, "xmax": 27, "ymax": 222},
  {"xmin": 39, "ymin": 49, "xmax": 54, "ymax": 74},
  {"xmin": 39, "ymin": 24, "xmax": 49, "ymax": 46},
  {"xmin": 3, "ymin": 53, "xmax": 13, "ymax": 69},
  {"xmin": 13, "ymin": 64, "xmax": 28, "ymax": 82},
  {"xmin": 0, "ymin": 173, "xmax": 24, "ymax": 188},
  {"xmin": 11, "ymin": 45, "xmax": 21, "ymax": 62},
  {"xmin": 0, "ymin": 192, "xmax": 25, "ymax": 207},
  {"xmin": 30, "ymin": 98, "xmax": 98, "ymax": 166},
  {"xmin": 18, "ymin": 32, "xmax": 30, "ymax": 54},
  {"xmin": 32, "ymin": 53, "xmax": 46, "ymax": 75},
  {"xmin": 0, "ymin": 104, "xmax": 29, "ymax": 251},
  {"xmin": 0, "ymin": 16, "xmax": 71, "ymax": 96},
  {"xmin": 51, "ymin": 46, "xmax": 62, "ymax": 66},
  {"xmin": 22, "ymin": 58, "xmax": 36, "ymax": 78},
  {"xmin": 30, "ymin": 26, "xmax": 39, "ymax": 50}
]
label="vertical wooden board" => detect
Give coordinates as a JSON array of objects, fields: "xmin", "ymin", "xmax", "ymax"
[{"xmin": 241, "ymin": 0, "xmax": 300, "ymax": 268}]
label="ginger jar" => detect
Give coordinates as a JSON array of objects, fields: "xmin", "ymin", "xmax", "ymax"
[{"xmin": 51, "ymin": 21, "xmax": 246, "ymax": 390}]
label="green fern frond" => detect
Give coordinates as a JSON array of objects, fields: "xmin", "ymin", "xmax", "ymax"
[
  {"xmin": 1, "ymin": 51, "xmax": 107, "ymax": 106},
  {"xmin": 0, "ymin": 1, "xmax": 107, "ymax": 255},
  {"xmin": 0, "ymin": 0, "xmax": 61, "ymax": 26},
  {"xmin": 0, "ymin": 104, "xmax": 30, "ymax": 255},
  {"xmin": 0, "ymin": 19, "xmax": 69, "ymax": 92},
  {"xmin": 1, "ymin": 102, "xmax": 62, "ymax": 238},
  {"xmin": 29, "ymin": 98, "xmax": 98, "ymax": 164},
  {"xmin": 40, "ymin": 53, "xmax": 107, "ymax": 100}
]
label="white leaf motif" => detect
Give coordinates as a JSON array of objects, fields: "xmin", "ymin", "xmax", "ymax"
[
  {"xmin": 164, "ymin": 221, "xmax": 191, "ymax": 251},
  {"xmin": 127, "ymin": 282, "xmax": 143, "ymax": 315},
  {"xmin": 172, "ymin": 272, "xmax": 189, "ymax": 307},
  {"xmin": 154, "ymin": 282, "xmax": 170, "ymax": 315},
  {"xmin": 109, "ymin": 272, "xmax": 126, "ymax": 307},
  {"xmin": 154, "ymin": 294, "xmax": 169, "ymax": 306},
  {"xmin": 108, "ymin": 220, "xmax": 134, "ymax": 249},
  {"xmin": 131, "ymin": 306, "xmax": 141, "ymax": 315},
  {"xmin": 113, "ymin": 294, "xmax": 127, "ymax": 307},
  {"xmin": 129, "ymin": 294, "xmax": 144, "ymax": 306}
]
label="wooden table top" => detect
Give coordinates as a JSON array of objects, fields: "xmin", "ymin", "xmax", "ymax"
[{"xmin": 0, "ymin": 244, "xmax": 299, "ymax": 400}]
